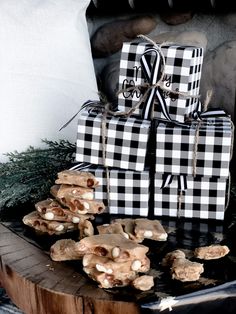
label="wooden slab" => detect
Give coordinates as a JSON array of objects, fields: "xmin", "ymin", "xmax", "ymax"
[{"xmin": 0, "ymin": 224, "xmax": 140, "ymax": 314}]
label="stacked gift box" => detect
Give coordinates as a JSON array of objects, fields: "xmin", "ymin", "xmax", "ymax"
[{"xmin": 75, "ymin": 38, "xmax": 233, "ymax": 221}]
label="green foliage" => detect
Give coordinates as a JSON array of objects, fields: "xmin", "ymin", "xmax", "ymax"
[{"xmin": 0, "ymin": 139, "xmax": 75, "ymax": 209}]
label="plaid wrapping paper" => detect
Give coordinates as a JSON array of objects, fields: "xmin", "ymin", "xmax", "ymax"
[
  {"xmin": 154, "ymin": 174, "xmax": 228, "ymax": 220},
  {"xmin": 118, "ymin": 41, "xmax": 204, "ymax": 122},
  {"xmin": 72, "ymin": 163, "xmax": 150, "ymax": 216},
  {"xmin": 155, "ymin": 117, "xmax": 232, "ymax": 178},
  {"xmin": 76, "ymin": 110, "xmax": 151, "ymax": 172}
]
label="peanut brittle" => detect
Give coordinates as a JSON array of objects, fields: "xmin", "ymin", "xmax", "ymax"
[
  {"xmin": 134, "ymin": 218, "xmax": 168, "ymax": 242},
  {"xmin": 50, "ymin": 184, "xmax": 94, "ymax": 200},
  {"xmin": 35, "ymin": 199, "xmax": 94, "ymax": 223},
  {"xmin": 55, "ymin": 170, "xmax": 99, "ymax": 188},
  {"xmin": 171, "ymin": 258, "xmax": 204, "ymax": 282},
  {"xmin": 162, "ymin": 249, "xmax": 186, "ymax": 267},
  {"xmin": 50, "ymin": 239, "xmax": 84, "ymax": 261},
  {"xmin": 83, "ymin": 267, "xmax": 138, "ymax": 289},
  {"xmin": 82, "ymin": 254, "xmax": 150, "ymax": 274},
  {"xmin": 76, "ymin": 234, "xmax": 149, "ymax": 262},
  {"xmin": 51, "ymin": 185, "xmax": 105, "ymax": 214},
  {"xmin": 194, "ymin": 245, "xmax": 230, "ymax": 260},
  {"xmin": 131, "ymin": 275, "xmax": 154, "ymax": 291},
  {"xmin": 22, "ymin": 211, "xmax": 78, "ymax": 235}
]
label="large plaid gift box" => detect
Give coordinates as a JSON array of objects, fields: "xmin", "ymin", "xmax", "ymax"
[
  {"xmin": 76, "ymin": 110, "xmax": 151, "ymax": 172},
  {"xmin": 153, "ymin": 116, "xmax": 233, "ymax": 220},
  {"xmin": 118, "ymin": 41, "xmax": 204, "ymax": 122},
  {"xmin": 72, "ymin": 163, "xmax": 150, "ymax": 216}
]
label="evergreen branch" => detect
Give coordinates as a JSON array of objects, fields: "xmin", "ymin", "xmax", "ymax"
[{"xmin": 0, "ymin": 139, "xmax": 76, "ymax": 209}]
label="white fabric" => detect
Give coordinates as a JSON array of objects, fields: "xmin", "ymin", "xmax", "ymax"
[{"xmin": 0, "ymin": 0, "xmax": 98, "ymax": 161}]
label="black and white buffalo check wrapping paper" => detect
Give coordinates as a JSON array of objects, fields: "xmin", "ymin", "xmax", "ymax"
[
  {"xmin": 155, "ymin": 117, "xmax": 232, "ymax": 178},
  {"xmin": 76, "ymin": 110, "xmax": 150, "ymax": 172},
  {"xmin": 154, "ymin": 174, "xmax": 228, "ymax": 220},
  {"xmin": 118, "ymin": 41, "xmax": 204, "ymax": 122},
  {"xmin": 72, "ymin": 163, "xmax": 150, "ymax": 216}
]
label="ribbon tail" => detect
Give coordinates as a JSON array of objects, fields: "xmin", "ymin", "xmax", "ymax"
[
  {"xmin": 177, "ymin": 175, "xmax": 188, "ymax": 191},
  {"xmin": 161, "ymin": 174, "xmax": 173, "ymax": 189},
  {"xmin": 59, "ymin": 100, "xmax": 105, "ymax": 131}
]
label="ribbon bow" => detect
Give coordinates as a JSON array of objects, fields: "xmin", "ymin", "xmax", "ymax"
[{"xmin": 140, "ymin": 47, "xmax": 172, "ymax": 121}]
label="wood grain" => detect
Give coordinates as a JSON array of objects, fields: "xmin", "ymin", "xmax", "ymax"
[{"xmin": 0, "ymin": 224, "xmax": 140, "ymax": 314}]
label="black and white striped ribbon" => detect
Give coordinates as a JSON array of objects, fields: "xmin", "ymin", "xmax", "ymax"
[
  {"xmin": 69, "ymin": 162, "xmax": 93, "ymax": 171},
  {"xmin": 189, "ymin": 107, "xmax": 228, "ymax": 121},
  {"xmin": 161, "ymin": 174, "xmax": 188, "ymax": 191},
  {"xmin": 140, "ymin": 47, "xmax": 172, "ymax": 121}
]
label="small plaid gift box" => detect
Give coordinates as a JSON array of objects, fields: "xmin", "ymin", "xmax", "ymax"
[
  {"xmin": 154, "ymin": 174, "xmax": 228, "ymax": 220},
  {"xmin": 118, "ymin": 41, "xmax": 204, "ymax": 122},
  {"xmin": 72, "ymin": 163, "xmax": 150, "ymax": 216},
  {"xmin": 76, "ymin": 110, "xmax": 151, "ymax": 172},
  {"xmin": 155, "ymin": 116, "xmax": 232, "ymax": 178}
]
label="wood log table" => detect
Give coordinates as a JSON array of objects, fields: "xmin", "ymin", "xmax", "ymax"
[{"xmin": 0, "ymin": 223, "xmax": 140, "ymax": 314}]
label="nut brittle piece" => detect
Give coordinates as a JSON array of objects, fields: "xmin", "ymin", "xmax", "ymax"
[
  {"xmin": 82, "ymin": 254, "xmax": 150, "ymax": 274},
  {"xmin": 55, "ymin": 170, "xmax": 99, "ymax": 188},
  {"xmin": 22, "ymin": 211, "xmax": 78, "ymax": 235},
  {"xmin": 50, "ymin": 239, "xmax": 84, "ymax": 261},
  {"xmin": 134, "ymin": 218, "xmax": 168, "ymax": 242},
  {"xmin": 131, "ymin": 275, "xmax": 154, "ymax": 291},
  {"xmin": 35, "ymin": 199, "xmax": 94, "ymax": 223},
  {"xmin": 97, "ymin": 222, "xmax": 128, "ymax": 238},
  {"xmin": 194, "ymin": 245, "xmax": 230, "ymax": 260},
  {"xmin": 51, "ymin": 185, "xmax": 105, "ymax": 214},
  {"xmin": 171, "ymin": 258, "xmax": 204, "ymax": 282},
  {"xmin": 51, "ymin": 184, "xmax": 94, "ymax": 200},
  {"xmin": 111, "ymin": 218, "xmax": 137, "ymax": 241},
  {"xmin": 79, "ymin": 220, "xmax": 94, "ymax": 239},
  {"xmin": 76, "ymin": 234, "xmax": 149, "ymax": 262},
  {"xmin": 162, "ymin": 249, "xmax": 186, "ymax": 267},
  {"xmin": 83, "ymin": 267, "xmax": 138, "ymax": 289}
]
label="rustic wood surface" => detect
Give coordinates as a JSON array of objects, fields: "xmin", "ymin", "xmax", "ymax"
[{"xmin": 0, "ymin": 224, "xmax": 140, "ymax": 314}]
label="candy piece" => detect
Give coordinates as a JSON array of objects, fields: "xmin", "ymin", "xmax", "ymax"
[
  {"xmin": 79, "ymin": 220, "xmax": 94, "ymax": 239},
  {"xmin": 134, "ymin": 218, "xmax": 168, "ymax": 242},
  {"xmin": 131, "ymin": 275, "xmax": 154, "ymax": 291},
  {"xmin": 162, "ymin": 250, "xmax": 186, "ymax": 267},
  {"xmin": 35, "ymin": 199, "xmax": 94, "ymax": 222},
  {"xmin": 171, "ymin": 258, "xmax": 204, "ymax": 282},
  {"xmin": 83, "ymin": 267, "xmax": 138, "ymax": 289},
  {"xmin": 97, "ymin": 222, "xmax": 124, "ymax": 236},
  {"xmin": 75, "ymin": 234, "xmax": 149, "ymax": 262},
  {"xmin": 55, "ymin": 170, "xmax": 99, "ymax": 188},
  {"xmin": 194, "ymin": 245, "xmax": 230, "ymax": 260},
  {"xmin": 112, "ymin": 218, "xmax": 137, "ymax": 241},
  {"xmin": 82, "ymin": 254, "xmax": 150, "ymax": 274},
  {"xmin": 51, "ymin": 185, "xmax": 105, "ymax": 214},
  {"xmin": 22, "ymin": 211, "xmax": 78, "ymax": 235},
  {"xmin": 50, "ymin": 239, "xmax": 84, "ymax": 261},
  {"xmin": 51, "ymin": 184, "xmax": 94, "ymax": 200}
]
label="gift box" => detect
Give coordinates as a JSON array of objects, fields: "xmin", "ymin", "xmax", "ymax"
[
  {"xmin": 118, "ymin": 41, "xmax": 204, "ymax": 122},
  {"xmin": 154, "ymin": 174, "xmax": 228, "ymax": 220},
  {"xmin": 153, "ymin": 115, "xmax": 233, "ymax": 220},
  {"xmin": 76, "ymin": 110, "xmax": 151, "ymax": 172},
  {"xmin": 72, "ymin": 163, "xmax": 150, "ymax": 216},
  {"xmin": 155, "ymin": 117, "xmax": 232, "ymax": 178}
]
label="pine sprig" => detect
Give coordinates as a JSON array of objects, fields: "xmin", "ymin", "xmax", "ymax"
[{"xmin": 0, "ymin": 139, "xmax": 76, "ymax": 209}]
